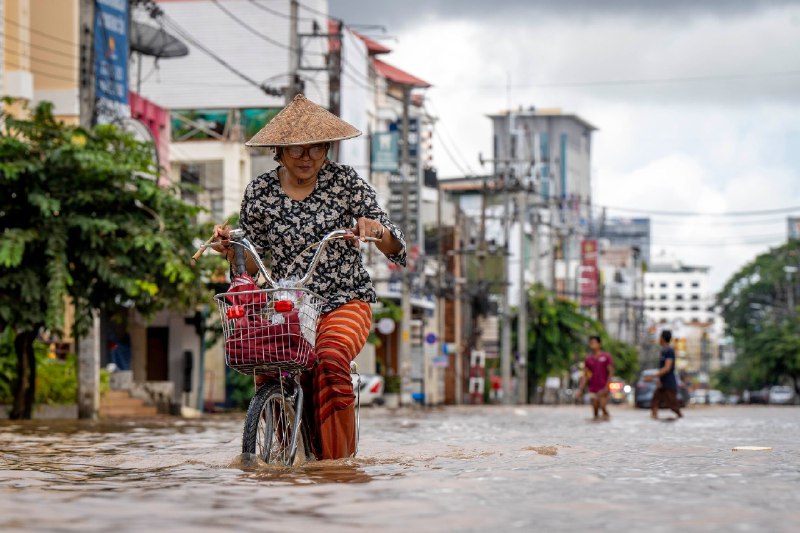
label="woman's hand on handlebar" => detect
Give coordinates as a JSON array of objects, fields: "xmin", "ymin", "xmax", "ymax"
[
  {"xmin": 350, "ymin": 217, "xmax": 385, "ymax": 247},
  {"xmin": 212, "ymin": 224, "xmax": 232, "ymax": 256}
]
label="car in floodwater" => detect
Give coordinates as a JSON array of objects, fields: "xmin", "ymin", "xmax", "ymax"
[
  {"xmin": 608, "ymin": 378, "xmax": 630, "ymax": 404},
  {"xmin": 352, "ymin": 373, "xmax": 385, "ymax": 406},
  {"xmin": 768, "ymin": 386, "xmax": 796, "ymax": 405},
  {"xmin": 634, "ymin": 369, "xmax": 689, "ymax": 409}
]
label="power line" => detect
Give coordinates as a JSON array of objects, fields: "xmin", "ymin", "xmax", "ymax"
[
  {"xmin": 3, "ymin": 17, "xmax": 78, "ymax": 47},
  {"xmin": 158, "ymin": 13, "xmax": 283, "ymax": 97},
  {"xmin": 651, "ymin": 235, "xmax": 787, "ymax": 247},
  {"xmin": 210, "ymin": 0, "xmax": 322, "ymax": 57},
  {"xmin": 452, "ymin": 70, "xmax": 800, "ymax": 90},
  {"xmin": 0, "ymin": 30, "xmax": 79, "ymax": 61},
  {"xmin": 425, "ymin": 99, "xmax": 475, "ymax": 175},
  {"xmin": 296, "ymin": 0, "xmax": 334, "ymax": 21},
  {"xmin": 3, "ymin": 58, "xmax": 76, "ymax": 83},
  {"xmin": 604, "ymin": 204, "xmax": 800, "ymax": 217},
  {"xmin": 2, "ymin": 42, "xmax": 76, "ymax": 72},
  {"xmin": 247, "ymin": 0, "xmax": 315, "ymax": 22}
]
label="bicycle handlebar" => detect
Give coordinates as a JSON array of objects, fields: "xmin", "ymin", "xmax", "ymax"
[{"xmin": 225, "ymin": 228, "xmax": 377, "ymax": 289}]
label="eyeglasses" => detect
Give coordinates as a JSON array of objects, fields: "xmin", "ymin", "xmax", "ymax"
[{"xmin": 285, "ymin": 144, "xmax": 327, "ymax": 160}]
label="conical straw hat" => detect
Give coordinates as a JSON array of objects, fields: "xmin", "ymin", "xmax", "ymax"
[{"xmin": 245, "ymin": 94, "xmax": 362, "ymax": 147}]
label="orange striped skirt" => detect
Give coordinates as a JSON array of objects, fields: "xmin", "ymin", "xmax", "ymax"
[{"xmin": 303, "ymin": 300, "xmax": 372, "ymax": 460}]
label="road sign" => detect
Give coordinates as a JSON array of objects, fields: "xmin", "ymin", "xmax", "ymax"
[
  {"xmin": 432, "ymin": 356, "xmax": 449, "ymax": 368},
  {"xmin": 425, "ymin": 332, "xmax": 437, "ymax": 345}
]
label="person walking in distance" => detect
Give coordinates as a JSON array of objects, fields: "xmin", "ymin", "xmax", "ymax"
[
  {"xmin": 576, "ymin": 336, "xmax": 614, "ymax": 420},
  {"xmin": 645, "ymin": 330, "xmax": 683, "ymax": 420}
]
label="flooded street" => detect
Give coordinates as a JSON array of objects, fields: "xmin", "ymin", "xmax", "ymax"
[{"xmin": 1, "ymin": 405, "xmax": 799, "ymax": 532}]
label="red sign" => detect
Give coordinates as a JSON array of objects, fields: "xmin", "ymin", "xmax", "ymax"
[{"xmin": 579, "ymin": 239, "xmax": 599, "ymax": 306}]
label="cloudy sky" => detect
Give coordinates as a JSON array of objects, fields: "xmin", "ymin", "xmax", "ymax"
[{"xmin": 330, "ymin": 0, "xmax": 800, "ymax": 290}]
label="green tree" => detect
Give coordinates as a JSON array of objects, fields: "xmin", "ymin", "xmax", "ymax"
[
  {"xmin": 0, "ymin": 99, "xmax": 223, "ymax": 418},
  {"xmin": 715, "ymin": 240, "xmax": 800, "ymax": 395},
  {"xmin": 522, "ymin": 285, "xmax": 598, "ymax": 403},
  {"xmin": 516, "ymin": 285, "xmax": 640, "ymax": 403}
]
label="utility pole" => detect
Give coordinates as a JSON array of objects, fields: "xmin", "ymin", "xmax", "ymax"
[
  {"xmin": 399, "ymin": 85, "xmax": 413, "ymax": 406},
  {"xmin": 79, "ymin": 0, "xmax": 96, "ymax": 129},
  {"xmin": 77, "ymin": 0, "xmax": 99, "ymax": 420},
  {"xmin": 287, "ymin": 0, "xmax": 301, "ymax": 102},
  {"xmin": 517, "ymin": 185, "xmax": 528, "ymax": 404},
  {"xmin": 500, "ymin": 167, "xmax": 512, "ymax": 404}
]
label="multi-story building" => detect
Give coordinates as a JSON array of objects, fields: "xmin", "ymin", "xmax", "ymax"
[
  {"xmin": 489, "ymin": 107, "xmax": 596, "ymax": 306},
  {"xmin": 590, "ymin": 218, "xmax": 650, "ymax": 346},
  {"xmin": 644, "ymin": 253, "xmax": 721, "ymax": 374},
  {"xmin": 593, "ymin": 217, "xmax": 651, "ymax": 266},
  {"xmin": 644, "ymin": 254, "xmax": 715, "ymax": 325}
]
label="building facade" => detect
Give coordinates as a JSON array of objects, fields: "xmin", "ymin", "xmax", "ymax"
[
  {"xmin": 644, "ymin": 254, "xmax": 722, "ymax": 375},
  {"xmin": 489, "ymin": 108, "xmax": 596, "ymax": 304}
]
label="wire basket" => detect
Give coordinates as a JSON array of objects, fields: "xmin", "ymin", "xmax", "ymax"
[{"xmin": 213, "ymin": 287, "xmax": 324, "ymax": 374}]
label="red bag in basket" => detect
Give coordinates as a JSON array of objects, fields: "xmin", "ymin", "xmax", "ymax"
[
  {"xmin": 225, "ymin": 309, "xmax": 315, "ymax": 369},
  {"xmin": 225, "ymin": 273, "xmax": 269, "ymax": 307}
]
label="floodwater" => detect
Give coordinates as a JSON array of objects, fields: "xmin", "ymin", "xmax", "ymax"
[{"xmin": 1, "ymin": 405, "xmax": 799, "ymax": 532}]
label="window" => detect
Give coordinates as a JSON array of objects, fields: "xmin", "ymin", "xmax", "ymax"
[
  {"xmin": 648, "ymin": 306, "xmax": 655, "ymax": 311},
  {"xmin": 676, "ymin": 294, "xmax": 684, "ymax": 301},
  {"xmin": 659, "ymin": 306, "xmax": 668, "ymax": 311},
  {"xmin": 691, "ymin": 282, "xmax": 700, "ymax": 288},
  {"xmin": 675, "ymin": 306, "xmax": 685, "ymax": 311},
  {"xmin": 690, "ymin": 306, "xmax": 700, "ymax": 311},
  {"xmin": 691, "ymin": 294, "xmax": 700, "ymax": 300},
  {"xmin": 660, "ymin": 283, "xmax": 667, "ymax": 288},
  {"xmin": 648, "ymin": 282, "xmax": 654, "ymax": 288},
  {"xmin": 690, "ymin": 317, "xmax": 699, "ymax": 323},
  {"xmin": 660, "ymin": 295, "xmax": 667, "ymax": 300},
  {"xmin": 675, "ymin": 282, "xmax": 684, "ymax": 288}
]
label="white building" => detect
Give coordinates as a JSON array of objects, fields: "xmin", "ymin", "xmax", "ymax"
[
  {"xmin": 644, "ymin": 253, "xmax": 716, "ymax": 326},
  {"xmin": 643, "ymin": 253, "xmax": 727, "ymax": 374}
]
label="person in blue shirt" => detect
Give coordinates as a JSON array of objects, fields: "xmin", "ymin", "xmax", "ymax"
[{"xmin": 645, "ymin": 330, "xmax": 683, "ymax": 419}]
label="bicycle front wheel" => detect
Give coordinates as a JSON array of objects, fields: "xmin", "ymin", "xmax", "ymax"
[{"xmin": 242, "ymin": 383, "xmax": 307, "ymax": 466}]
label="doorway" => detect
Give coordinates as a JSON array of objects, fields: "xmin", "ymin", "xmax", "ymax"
[{"xmin": 146, "ymin": 327, "xmax": 169, "ymax": 381}]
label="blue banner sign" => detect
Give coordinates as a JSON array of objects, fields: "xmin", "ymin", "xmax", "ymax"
[{"xmin": 94, "ymin": 0, "xmax": 129, "ymax": 124}]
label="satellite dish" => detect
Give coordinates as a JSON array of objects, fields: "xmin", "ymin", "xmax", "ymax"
[{"xmin": 130, "ymin": 21, "xmax": 189, "ymax": 58}]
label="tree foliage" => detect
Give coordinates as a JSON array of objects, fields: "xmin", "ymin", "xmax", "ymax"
[
  {"xmin": 715, "ymin": 240, "xmax": 800, "ymax": 394},
  {"xmin": 518, "ymin": 284, "xmax": 639, "ymax": 402},
  {"xmin": 0, "ymin": 99, "xmax": 224, "ymax": 417}
]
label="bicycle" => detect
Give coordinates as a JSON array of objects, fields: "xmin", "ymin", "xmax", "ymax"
[{"xmin": 209, "ymin": 228, "xmax": 375, "ymax": 466}]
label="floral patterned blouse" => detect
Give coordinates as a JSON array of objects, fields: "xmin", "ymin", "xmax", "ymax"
[{"xmin": 239, "ymin": 161, "xmax": 407, "ymax": 314}]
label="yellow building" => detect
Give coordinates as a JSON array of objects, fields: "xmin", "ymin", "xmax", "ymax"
[{"xmin": 2, "ymin": 0, "xmax": 80, "ymax": 122}]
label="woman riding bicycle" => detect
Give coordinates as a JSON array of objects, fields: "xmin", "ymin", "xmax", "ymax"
[{"xmin": 213, "ymin": 94, "xmax": 406, "ymax": 460}]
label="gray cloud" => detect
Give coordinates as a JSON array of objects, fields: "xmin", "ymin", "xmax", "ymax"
[{"xmin": 330, "ymin": 0, "xmax": 799, "ymax": 32}]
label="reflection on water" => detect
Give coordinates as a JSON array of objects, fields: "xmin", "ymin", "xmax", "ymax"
[{"xmin": 1, "ymin": 406, "xmax": 799, "ymax": 531}]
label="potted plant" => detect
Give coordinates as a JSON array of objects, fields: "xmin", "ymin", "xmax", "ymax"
[{"xmin": 383, "ymin": 375, "xmax": 401, "ymax": 409}]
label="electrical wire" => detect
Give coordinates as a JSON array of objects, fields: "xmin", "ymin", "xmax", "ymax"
[
  {"xmin": 158, "ymin": 13, "xmax": 283, "ymax": 96},
  {"xmin": 455, "ymin": 70, "xmax": 800, "ymax": 91},
  {"xmin": 247, "ymin": 0, "xmax": 315, "ymax": 22},
  {"xmin": 425, "ymin": 99, "xmax": 475, "ymax": 174},
  {"xmin": 0, "ymin": 30, "xmax": 79, "ymax": 60},
  {"xmin": 3, "ymin": 17, "xmax": 78, "ymax": 47},
  {"xmin": 602, "ymin": 204, "xmax": 800, "ymax": 217},
  {"xmin": 2, "ymin": 58, "xmax": 76, "ymax": 83},
  {"xmin": 2, "ymin": 43, "xmax": 76, "ymax": 72},
  {"xmin": 210, "ymin": 0, "xmax": 322, "ymax": 57}
]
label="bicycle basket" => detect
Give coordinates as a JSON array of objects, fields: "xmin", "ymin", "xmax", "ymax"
[{"xmin": 213, "ymin": 287, "xmax": 324, "ymax": 374}]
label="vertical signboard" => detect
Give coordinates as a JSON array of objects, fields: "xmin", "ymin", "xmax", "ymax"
[
  {"xmin": 579, "ymin": 239, "xmax": 599, "ymax": 306},
  {"xmin": 788, "ymin": 217, "xmax": 800, "ymax": 241},
  {"xmin": 371, "ymin": 131, "xmax": 399, "ymax": 172},
  {"xmin": 94, "ymin": 0, "xmax": 129, "ymax": 124}
]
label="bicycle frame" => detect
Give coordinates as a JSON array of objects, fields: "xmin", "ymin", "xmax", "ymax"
[{"xmin": 215, "ymin": 227, "xmax": 374, "ymax": 464}]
